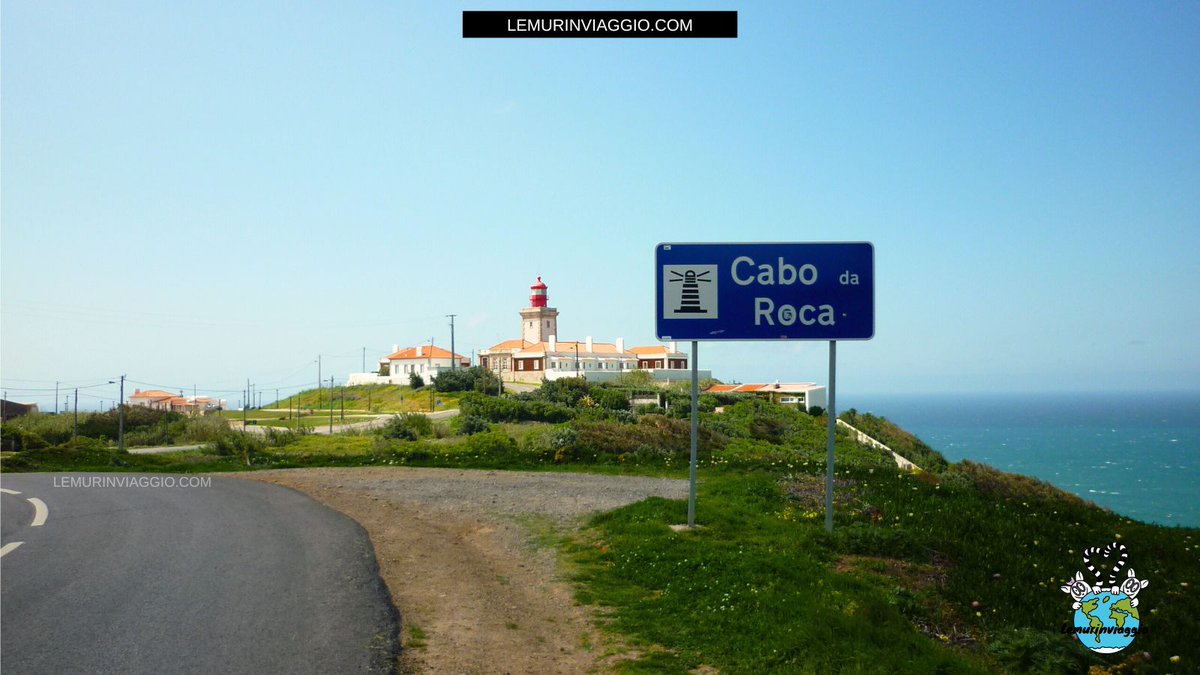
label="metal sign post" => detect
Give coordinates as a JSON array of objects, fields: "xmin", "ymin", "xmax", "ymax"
[
  {"xmin": 825, "ymin": 340, "xmax": 836, "ymax": 533},
  {"xmin": 656, "ymin": 242, "xmax": 873, "ymax": 532},
  {"xmin": 688, "ymin": 340, "xmax": 699, "ymax": 528}
]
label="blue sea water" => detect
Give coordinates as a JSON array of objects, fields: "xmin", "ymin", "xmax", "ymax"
[{"xmin": 844, "ymin": 391, "xmax": 1200, "ymax": 528}]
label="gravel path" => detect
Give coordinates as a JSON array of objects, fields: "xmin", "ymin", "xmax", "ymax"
[{"xmin": 240, "ymin": 467, "xmax": 689, "ymax": 674}]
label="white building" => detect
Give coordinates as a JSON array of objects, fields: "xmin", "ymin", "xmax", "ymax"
[
  {"xmin": 479, "ymin": 277, "xmax": 697, "ymax": 384},
  {"xmin": 705, "ymin": 382, "xmax": 828, "ymax": 412}
]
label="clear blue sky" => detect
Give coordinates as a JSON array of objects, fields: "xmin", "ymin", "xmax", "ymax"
[{"xmin": 3, "ymin": 1, "xmax": 1198, "ymax": 410}]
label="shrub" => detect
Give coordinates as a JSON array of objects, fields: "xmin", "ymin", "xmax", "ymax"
[
  {"xmin": 0, "ymin": 428, "xmax": 50, "ymax": 452},
  {"xmin": 408, "ymin": 372, "xmax": 425, "ymax": 389},
  {"xmin": 207, "ymin": 432, "xmax": 264, "ymax": 460},
  {"xmin": 592, "ymin": 387, "xmax": 630, "ymax": 411},
  {"xmin": 569, "ymin": 414, "xmax": 725, "ymax": 459},
  {"xmin": 457, "ymin": 415, "xmax": 491, "ymax": 436},
  {"xmin": 465, "ymin": 430, "xmax": 518, "ymax": 455},
  {"xmin": 986, "ymin": 628, "xmax": 1094, "ymax": 675},
  {"xmin": 179, "ymin": 416, "xmax": 231, "ymax": 443},
  {"xmin": 379, "ymin": 413, "xmax": 434, "ymax": 441},
  {"xmin": 458, "ymin": 392, "xmax": 573, "ymax": 423},
  {"xmin": 433, "ymin": 367, "xmax": 500, "ymax": 393},
  {"xmin": 535, "ymin": 377, "xmax": 591, "ymax": 406},
  {"xmin": 80, "ymin": 406, "xmax": 183, "ymax": 441},
  {"xmin": 472, "ymin": 368, "xmax": 501, "ymax": 394}
]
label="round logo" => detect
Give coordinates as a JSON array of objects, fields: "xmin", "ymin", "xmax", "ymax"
[{"xmin": 1072, "ymin": 590, "xmax": 1140, "ymax": 653}]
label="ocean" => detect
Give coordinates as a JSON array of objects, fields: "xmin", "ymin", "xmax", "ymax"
[{"xmin": 843, "ymin": 391, "xmax": 1200, "ymax": 529}]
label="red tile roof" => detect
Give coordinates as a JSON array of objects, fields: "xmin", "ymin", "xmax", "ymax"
[
  {"xmin": 483, "ymin": 339, "xmax": 532, "ymax": 352},
  {"xmin": 386, "ymin": 345, "xmax": 469, "ymax": 362},
  {"xmin": 130, "ymin": 390, "xmax": 175, "ymax": 400}
]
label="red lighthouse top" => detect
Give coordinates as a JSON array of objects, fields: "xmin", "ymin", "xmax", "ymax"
[{"xmin": 529, "ymin": 276, "xmax": 548, "ymax": 307}]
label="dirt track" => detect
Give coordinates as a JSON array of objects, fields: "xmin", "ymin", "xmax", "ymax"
[{"xmin": 241, "ymin": 467, "xmax": 688, "ymax": 674}]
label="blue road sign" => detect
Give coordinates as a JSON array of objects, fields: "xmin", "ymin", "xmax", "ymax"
[{"xmin": 655, "ymin": 242, "xmax": 874, "ymax": 341}]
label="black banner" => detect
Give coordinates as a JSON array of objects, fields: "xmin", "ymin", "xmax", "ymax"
[{"xmin": 463, "ymin": 11, "xmax": 737, "ymax": 39}]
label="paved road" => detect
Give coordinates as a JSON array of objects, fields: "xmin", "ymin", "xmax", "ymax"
[{"xmin": 0, "ymin": 473, "xmax": 399, "ymax": 674}]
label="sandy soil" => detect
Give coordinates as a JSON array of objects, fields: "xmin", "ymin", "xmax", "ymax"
[{"xmin": 240, "ymin": 467, "xmax": 688, "ymax": 674}]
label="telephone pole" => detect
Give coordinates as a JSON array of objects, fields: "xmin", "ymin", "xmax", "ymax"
[
  {"xmin": 317, "ymin": 355, "xmax": 322, "ymax": 410},
  {"xmin": 244, "ymin": 379, "xmax": 249, "ymax": 429},
  {"xmin": 328, "ymin": 376, "xmax": 334, "ymax": 433},
  {"xmin": 55, "ymin": 381, "xmax": 60, "ymax": 414},
  {"xmin": 118, "ymin": 375, "xmax": 126, "ymax": 452},
  {"xmin": 73, "ymin": 388, "xmax": 79, "ymax": 441},
  {"xmin": 447, "ymin": 314, "xmax": 458, "ymax": 371},
  {"xmin": 362, "ymin": 347, "xmax": 366, "ymax": 374}
]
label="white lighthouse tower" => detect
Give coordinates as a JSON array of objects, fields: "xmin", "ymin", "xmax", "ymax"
[{"xmin": 519, "ymin": 276, "xmax": 558, "ymax": 344}]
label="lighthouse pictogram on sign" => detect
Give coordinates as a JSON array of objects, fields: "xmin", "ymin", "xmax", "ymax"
[{"xmin": 663, "ymin": 265, "xmax": 718, "ymax": 319}]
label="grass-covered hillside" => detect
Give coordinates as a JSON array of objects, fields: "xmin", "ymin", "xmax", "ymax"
[
  {"xmin": 273, "ymin": 383, "xmax": 463, "ymax": 413},
  {"xmin": 2, "ymin": 377, "xmax": 1195, "ymax": 673}
]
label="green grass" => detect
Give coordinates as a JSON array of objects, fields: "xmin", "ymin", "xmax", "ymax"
[
  {"xmin": 568, "ymin": 472, "xmax": 986, "ymax": 674},
  {"xmin": 3, "ymin": 400, "xmax": 1197, "ymax": 674},
  {"xmin": 566, "ymin": 465, "xmax": 1198, "ymax": 674},
  {"xmin": 269, "ymin": 435, "xmax": 374, "ymax": 456},
  {"xmin": 220, "ymin": 413, "xmax": 380, "ymax": 430},
  {"xmin": 272, "ymin": 384, "xmax": 463, "ymax": 413}
]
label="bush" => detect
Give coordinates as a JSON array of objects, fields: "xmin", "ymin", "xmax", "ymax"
[
  {"xmin": 433, "ymin": 366, "xmax": 501, "ymax": 394},
  {"xmin": 457, "ymin": 415, "xmax": 491, "ymax": 436},
  {"xmin": 534, "ymin": 377, "xmax": 591, "ymax": 406},
  {"xmin": 80, "ymin": 406, "xmax": 183, "ymax": 441},
  {"xmin": 592, "ymin": 387, "xmax": 630, "ymax": 411},
  {"xmin": 408, "ymin": 372, "xmax": 425, "ymax": 389},
  {"xmin": 465, "ymin": 430, "xmax": 518, "ymax": 455},
  {"xmin": 379, "ymin": 413, "xmax": 434, "ymax": 441},
  {"xmin": 0, "ymin": 427, "xmax": 50, "ymax": 452},
  {"xmin": 986, "ymin": 628, "xmax": 1094, "ymax": 675},
  {"xmin": 207, "ymin": 432, "xmax": 264, "ymax": 460},
  {"xmin": 459, "ymin": 392, "xmax": 574, "ymax": 423},
  {"xmin": 807, "ymin": 406, "xmax": 824, "ymax": 417},
  {"xmin": 567, "ymin": 414, "xmax": 725, "ymax": 459},
  {"xmin": 178, "ymin": 415, "xmax": 233, "ymax": 443}
]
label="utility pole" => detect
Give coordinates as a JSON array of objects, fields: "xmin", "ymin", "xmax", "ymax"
[
  {"xmin": 328, "ymin": 376, "xmax": 334, "ymax": 433},
  {"xmin": 340, "ymin": 386, "xmax": 344, "ymax": 422},
  {"xmin": 73, "ymin": 388, "xmax": 79, "ymax": 441},
  {"xmin": 55, "ymin": 381, "xmax": 60, "ymax": 414},
  {"xmin": 362, "ymin": 347, "xmax": 366, "ymax": 374},
  {"xmin": 428, "ymin": 337, "xmax": 434, "ymax": 379},
  {"xmin": 244, "ymin": 379, "xmax": 249, "ymax": 429},
  {"xmin": 118, "ymin": 375, "xmax": 126, "ymax": 452},
  {"xmin": 317, "ymin": 355, "xmax": 322, "ymax": 409},
  {"xmin": 447, "ymin": 314, "xmax": 458, "ymax": 371},
  {"xmin": 275, "ymin": 388, "xmax": 279, "ymax": 410}
]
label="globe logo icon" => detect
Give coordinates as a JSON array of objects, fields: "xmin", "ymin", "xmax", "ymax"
[{"xmin": 1072, "ymin": 590, "xmax": 1140, "ymax": 653}]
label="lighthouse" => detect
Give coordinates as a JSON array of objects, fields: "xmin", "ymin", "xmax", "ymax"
[{"xmin": 519, "ymin": 276, "xmax": 559, "ymax": 344}]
